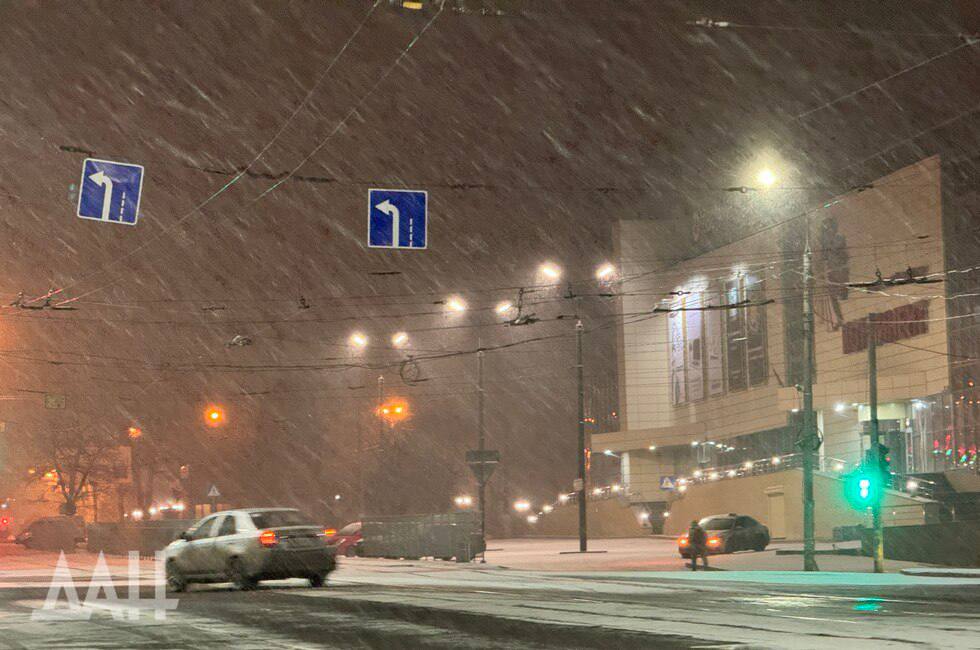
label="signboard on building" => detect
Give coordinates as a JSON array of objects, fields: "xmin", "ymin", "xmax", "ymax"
[{"xmin": 842, "ymin": 300, "xmax": 929, "ymax": 354}]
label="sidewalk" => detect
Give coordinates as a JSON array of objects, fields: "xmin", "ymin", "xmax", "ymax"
[
  {"xmin": 901, "ymin": 567, "xmax": 980, "ymax": 578},
  {"xmin": 485, "ymin": 537, "xmax": 933, "ymax": 574}
]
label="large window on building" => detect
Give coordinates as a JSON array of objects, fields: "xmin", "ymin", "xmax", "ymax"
[{"xmin": 670, "ymin": 274, "xmax": 768, "ymax": 405}]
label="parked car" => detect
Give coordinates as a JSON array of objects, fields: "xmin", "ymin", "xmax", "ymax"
[
  {"xmin": 164, "ymin": 508, "xmax": 337, "ymax": 592},
  {"xmin": 14, "ymin": 515, "xmax": 86, "ymax": 551},
  {"xmin": 678, "ymin": 514, "xmax": 770, "ymax": 557},
  {"xmin": 324, "ymin": 521, "xmax": 362, "ymax": 557}
]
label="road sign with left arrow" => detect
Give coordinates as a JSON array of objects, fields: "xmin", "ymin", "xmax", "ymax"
[
  {"xmin": 77, "ymin": 158, "xmax": 144, "ymax": 225},
  {"xmin": 368, "ymin": 188, "xmax": 427, "ymax": 249}
]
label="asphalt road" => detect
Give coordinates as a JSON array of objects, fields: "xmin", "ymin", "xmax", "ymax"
[{"xmin": 1, "ymin": 545, "xmax": 979, "ymax": 648}]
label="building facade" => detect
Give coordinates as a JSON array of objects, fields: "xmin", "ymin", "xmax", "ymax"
[{"xmin": 595, "ymin": 156, "xmax": 974, "ymax": 532}]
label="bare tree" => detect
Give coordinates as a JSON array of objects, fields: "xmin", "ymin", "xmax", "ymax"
[{"xmin": 29, "ymin": 427, "xmax": 123, "ymax": 516}]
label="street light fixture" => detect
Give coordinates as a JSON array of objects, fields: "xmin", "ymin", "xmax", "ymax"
[
  {"xmin": 446, "ymin": 296, "xmax": 467, "ymax": 312},
  {"xmin": 756, "ymin": 168, "xmax": 777, "ymax": 188},
  {"xmin": 513, "ymin": 499, "xmax": 531, "ymax": 512},
  {"xmin": 349, "ymin": 332, "xmax": 368, "ymax": 348},
  {"xmin": 595, "ymin": 263, "xmax": 616, "ymax": 281},
  {"xmin": 391, "ymin": 331, "xmax": 409, "ymax": 347},
  {"xmin": 495, "ymin": 300, "xmax": 514, "ymax": 315},
  {"xmin": 538, "ymin": 262, "xmax": 561, "ymax": 281},
  {"xmin": 204, "ymin": 405, "xmax": 227, "ymax": 427}
]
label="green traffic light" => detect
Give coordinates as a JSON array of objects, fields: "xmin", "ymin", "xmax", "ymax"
[{"xmin": 844, "ymin": 470, "xmax": 881, "ymax": 509}]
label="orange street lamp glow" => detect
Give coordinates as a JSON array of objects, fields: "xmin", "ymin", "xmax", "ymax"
[
  {"xmin": 379, "ymin": 400, "xmax": 409, "ymax": 422},
  {"xmin": 127, "ymin": 426, "xmax": 143, "ymax": 440},
  {"xmin": 204, "ymin": 405, "xmax": 226, "ymax": 427}
]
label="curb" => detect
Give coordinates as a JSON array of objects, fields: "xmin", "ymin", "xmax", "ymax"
[{"xmin": 900, "ymin": 568, "xmax": 980, "ymax": 578}]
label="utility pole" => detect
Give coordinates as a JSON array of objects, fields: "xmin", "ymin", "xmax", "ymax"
[
  {"xmin": 576, "ymin": 319, "xmax": 588, "ymax": 552},
  {"xmin": 477, "ymin": 349, "xmax": 487, "ymax": 562},
  {"xmin": 868, "ymin": 315, "xmax": 885, "ymax": 573},
  {"xmin": 377, "ymin": 375, "xmax": 385, "ymax": 446},
  {"xmin": 801, "ymin": 242, "xmax": 819, "ymax": 571}
]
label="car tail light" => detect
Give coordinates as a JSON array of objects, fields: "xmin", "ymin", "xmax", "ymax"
[
  {"xmin": 707, "ymin": 536, "xmax": 721, "ymax": 547},
  {"xmin": 322, "ymin": 528, "xmax": 336, "ymax": 537},
  {"xmin": 678, "ymin": 535, "xmax": 689, "ymax": 547},
  {"xmin": 258, "ymin": 529, "xmax": 278, "ymax": 547}
]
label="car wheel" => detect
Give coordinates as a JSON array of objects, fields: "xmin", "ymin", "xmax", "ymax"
[
  {"xmin": 755, "ymin": 540, "xmax": 768, "ymax": 552},
  {"xmin": 226, "ymin": 557, "xmax": 257, "ymax": 591},
  {"xmin": 308, "ymin": 573, "xmax": 326, "ymax": 588},
  {"xmin": 166, "ymin": 561, "xmax": 188, "ymax": 593},
  {"xmin": 344, "ymin": 545, "xmax": 357, "ymax": 558}
]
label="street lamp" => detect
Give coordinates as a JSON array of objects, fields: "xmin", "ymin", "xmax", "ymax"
[
  {"xmin": 513, "ymin": 499, "xmax": 531, "ymax": 512},
  {"xmin": 538, "ymin": 262, "xmax": 561, "ymax": 281},
  {"xmin": 595, "ymin": 263, "xmax": 616, "ymax": 281},
  {"xmin": 204, "ymin": 405, "xmax": 226, "ymax": 427},
  {"xmin": 756, "ymin": 168, "xmax": 777, "ymax": 188},
  {"xmin": 349, "ymin": 332, "xmax": 368, "ymax": 348},
  {"xmin": 446, "ymin": 296, "xmax": 467, "ymax": 312},
  {"xmin": 127, "ymin": 426, "xmax": 143, "ymax": 440},
  {"xmin": 391, "ymin": 331, "xmax": 409, "ymax": 347},
  {"xmin": 454, "ymin": 495, "xmax": 473, "ymax": 508},
  {"xmin": 495, "ymin": 300, "xmax": 514, "ymax": 315}
]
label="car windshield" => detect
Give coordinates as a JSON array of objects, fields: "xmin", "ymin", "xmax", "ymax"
[
  {"xmin": 700, "ymin": 517, "xmax": 734, "ymax": 531},
  {"xmin": 249, "ymin": 511, "xmax": 312, "ymax": 528}
]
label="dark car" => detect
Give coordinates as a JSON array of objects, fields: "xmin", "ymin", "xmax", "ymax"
[
  {"xmin": 678, "ymin": 514, "xmax": 770, "ymax": 557},
  {"xmin": 325, "ymin": 522, "xmax": 362, "ymax": 557},
  {"xmin": 164, "ymin": 508, "xmax": 337, "ymax": 591},
  {"xmin": 15, "ymin": 516, "xmax": 86, "ymax": 551}
]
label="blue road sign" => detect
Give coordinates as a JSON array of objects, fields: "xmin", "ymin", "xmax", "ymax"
[
  {"xmin": 659, "ymin": 476, "xmax": 677, "ymax": 491},
  {"xmin": 76, "ymin": 158, "xmax": 144, "ymax": 225},
  {"xmin": 368, "ymin": 188, "xmax": 427, "ymax": 249}
]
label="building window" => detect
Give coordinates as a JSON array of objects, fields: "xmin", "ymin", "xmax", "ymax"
[
  {"xmin": 669, "ymin": 275, "xmax": 768, "ymax": 405},
  {"xmin": 725, "ymin": 274, "xmax": 768, "ymax": 391}
]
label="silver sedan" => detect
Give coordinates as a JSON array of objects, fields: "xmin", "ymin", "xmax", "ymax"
[{"xmin": 164, "ymin": 508, "xmax": 337, "ymax": 591}]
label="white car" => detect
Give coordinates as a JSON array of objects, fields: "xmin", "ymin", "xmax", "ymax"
[{"xmin": 164, "ymin": 508, "xmax": 336, "ymax": 591}]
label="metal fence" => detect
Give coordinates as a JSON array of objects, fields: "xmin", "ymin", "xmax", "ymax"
[{"xmin": 361, "ymin": 512, "xmax": 483, "ymax": 562}]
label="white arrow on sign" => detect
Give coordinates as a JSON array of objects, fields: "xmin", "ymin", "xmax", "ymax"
[
  {"xmin": 88, "ymin": 171, "xmax": 114, "ymax": 221},
  {"xmin": 374, "ymin": 199, "xmax": 403, "ymax": 247}
]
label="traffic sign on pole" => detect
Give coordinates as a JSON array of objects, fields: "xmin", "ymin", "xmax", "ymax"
[
  {"xmin": 207, "ymin": 484, "xmax": 221, "ymax": 499},
  {"xmin": 466, "ymin": 449, "xmax": 499, "ymax": 483},
  {"xmin": 77, "ymin": 158, "xmax": 144, "ymax": 225},
  {"xmin": 368, "ymin": 189, "xmax": 427, "ymax": 249},
  {"xmin": 659, "ymin": 476, "xmax": 676, "ymax": 491}
]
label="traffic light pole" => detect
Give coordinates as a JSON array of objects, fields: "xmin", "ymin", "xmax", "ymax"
[
  {"xmin": 868, "ymin": 316, "xmax": 885, "ymax": 573},
  {"xmin": 801, "ymin": 243, "xmax": 819, "ymax": 572},
  {"xmin": 576, "ymin": 320, "xmax": 588, "ymax": 552},
  {"xmin": 477, "ymin": 348, "xmax": 487, "ymax": 563}
]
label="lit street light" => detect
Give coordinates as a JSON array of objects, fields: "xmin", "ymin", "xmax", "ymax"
[
  {"xmin": 391, "ymin": 331, "xmax": 409, "ymax": 347},
  {"xmin": 446, "ymin": 296, "xmax": 467, "ymax": 312},
  {"xmin": 756, "ymin": 168, "xmax": 777, "ymax": 188},
  {"xmin": 454, "ymin": 495, "xmax": 474, "ymax": 508},
  {"xmin": 204, "ymin": 405, "xmax": 227, "ymax": 427},
  {"xmin": 495, "ymin": 300, "xmax": 513, "ymax": 315},
  {"xmin": 513, "ymin": 499, "xmax": 531, "ymax": 512},
  {"xmin": 538, "ymin": 262, "xmax": 561, "ymax": 281},
  {"xmin": 595, "ymin": 262, "xmax": 616, "ymax": 281},
  {"xmin": 349, "ymin": 331, "xmax": 368, "ymax": 348}
]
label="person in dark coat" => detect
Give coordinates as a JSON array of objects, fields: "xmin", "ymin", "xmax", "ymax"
[{"xmin": 688, "ymin": 519, "xmax": 709, "ymax": 570}]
